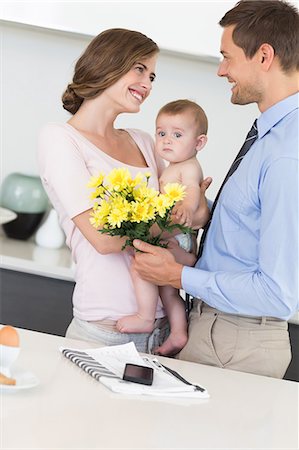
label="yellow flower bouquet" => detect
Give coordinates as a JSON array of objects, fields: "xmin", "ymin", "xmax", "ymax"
[{"xmin": 88, "ymin": 167, "xmax": 191, "ymax": 250}]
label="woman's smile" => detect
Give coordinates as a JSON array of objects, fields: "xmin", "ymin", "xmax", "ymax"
[{"xmin": 129, "ymin": 88, "xmax": 144, "ymax": 103}]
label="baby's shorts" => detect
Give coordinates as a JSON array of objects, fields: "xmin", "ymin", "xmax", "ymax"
[{"xmin": 174, "ymin": 232, "xmax": 192, "ymax": 252}]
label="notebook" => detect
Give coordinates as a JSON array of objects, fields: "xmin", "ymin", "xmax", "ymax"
[{"xmin": 60, "ymin": 342, "xmax": 209, "ymax": 399}]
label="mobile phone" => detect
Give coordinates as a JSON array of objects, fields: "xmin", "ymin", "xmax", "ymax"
[{"xmin": 123, "ymin": 363, "xmax": 153, "ymax": 386}]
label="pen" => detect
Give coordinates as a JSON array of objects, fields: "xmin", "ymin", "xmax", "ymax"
[
  {"xmin": 160, "ymin": 363, "xmax": 206, "ymax": 393},
  {"xmin": 143, "ymin": 356, "xmax": 206, "ymax": 393}
]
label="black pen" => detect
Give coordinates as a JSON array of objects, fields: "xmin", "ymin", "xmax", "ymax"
[{"xmin": 160, "ymin": 364, "xmax": 206, "ymax": 393}]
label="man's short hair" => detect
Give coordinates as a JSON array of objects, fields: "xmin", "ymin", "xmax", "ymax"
[{"xmin": 219, "ymin": 0, "xmax": 299, "ymax": 72}]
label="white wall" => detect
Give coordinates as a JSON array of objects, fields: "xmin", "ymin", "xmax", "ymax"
[
  {"xmin": 2, "ymin": 0, "xmax": 298, "ymax": 60},
  {"xmin": 1, "ymin": 0, "xmax": 236, "ymax": 60},
  {"xmin": 2, "ymin": 21, "xmax": 258, "ymax": 200}
]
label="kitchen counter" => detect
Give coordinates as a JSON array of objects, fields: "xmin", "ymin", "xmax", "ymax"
[
  {"xmin": 1, "ymin": 327, "xmax": 298, "ymax": 449},
  {"xmin": 0, "ymin": 233, "xmax": 298, "ymax": 325},
  {"xmin": 0, "ymin": 234, "xmax": 74, "ymax": 281}
]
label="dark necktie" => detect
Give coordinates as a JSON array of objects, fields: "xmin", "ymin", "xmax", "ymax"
[{"xmin": 197, "ymin": 119, "xmax": 258, "ymax": 258}]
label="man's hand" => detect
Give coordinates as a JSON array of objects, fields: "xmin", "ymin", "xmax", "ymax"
[{"xmin": 132, "ymin": 240, "xmax": 183, "ymax": 289}]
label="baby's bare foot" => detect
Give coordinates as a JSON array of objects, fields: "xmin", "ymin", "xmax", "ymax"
[
  {"xmin": 116, "ymin": 315, "xmax": 155, "ymax": 333},
  {"xmin": 154, "ymin": 332, "xmax": 188, "ymax": 357}
]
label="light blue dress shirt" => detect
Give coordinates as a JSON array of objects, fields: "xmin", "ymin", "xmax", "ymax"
[{"xmin": 182, "ymin": 92, "xmax": 299, "ymax": 320}]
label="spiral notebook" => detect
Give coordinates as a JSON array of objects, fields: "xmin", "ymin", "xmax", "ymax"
[
  {"xmin": 60, "ymin": 348, "xmax": 118, "ymax": 381},
  {"xmin": 60, "ymin": 342, "xmax": 209, "ymax": 399}
]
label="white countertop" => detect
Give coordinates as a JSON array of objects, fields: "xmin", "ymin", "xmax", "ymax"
[
  {"xmin": 1, "ymin": 327, "xmax": 298, "ymax": 449},
  {"xmin": 0, "ymin": 233, "xmax": 74, "ymax": 281},
  {"xmin": 0, "ymin": 233, "xmax": 298, "ymax": 324}
]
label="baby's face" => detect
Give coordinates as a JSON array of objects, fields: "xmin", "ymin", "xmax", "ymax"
[{"xmin": 155, "ymin": 112, "xmax": 199, "ymax": 163}]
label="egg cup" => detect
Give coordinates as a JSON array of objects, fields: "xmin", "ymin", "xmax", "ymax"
[{"xmin": 0, "ymin": 344, "xmax": 20, "ymax": 378}]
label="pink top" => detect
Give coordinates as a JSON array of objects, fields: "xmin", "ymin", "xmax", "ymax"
[{"xmin": 37, "ymin": 123, "xmax": 165, "ymax": 321}]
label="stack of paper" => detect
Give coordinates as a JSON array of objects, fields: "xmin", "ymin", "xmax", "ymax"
[{"xmin": 60, "ymin": 342, "xmax": 209, "ymax": 399}]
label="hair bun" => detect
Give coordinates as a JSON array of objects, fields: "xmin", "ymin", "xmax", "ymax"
[{"xmin": 62, "ymin": 84, "xmax": 83, "ymax": 115}]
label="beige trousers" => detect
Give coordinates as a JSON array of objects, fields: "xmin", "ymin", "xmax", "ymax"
[{"xmin": 178, "ymin": 300, "xmax": 292, "ymax": 379}]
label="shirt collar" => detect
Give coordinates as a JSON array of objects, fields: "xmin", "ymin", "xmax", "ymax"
[{"xmin": 257, "ymin": 92, "xmax": 299, "ymax": 139}]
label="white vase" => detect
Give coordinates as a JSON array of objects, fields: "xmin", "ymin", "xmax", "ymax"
[{"xmin": 35, "ymin": 209, "xmax": 65, "ymax": 249}]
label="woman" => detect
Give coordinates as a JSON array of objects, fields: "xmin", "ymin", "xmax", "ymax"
[{"xmin": 38, "ymin": 28, "xmax": 202, "ymax": 352}]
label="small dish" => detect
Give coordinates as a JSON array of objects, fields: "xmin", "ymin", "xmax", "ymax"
[
  {"xmin": 0, "ymin": 369, "xmax": 39, "ymax": 391},
  {"xmin": 0, "ymin": 207, "xmax": 17, "ymax": 225}
]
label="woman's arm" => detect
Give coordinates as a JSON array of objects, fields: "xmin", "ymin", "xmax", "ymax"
[
  {"xmin": 73, "ymin": 209, "xmax": 127, "ymax": 254},
  {"xmin": 38, "ymin": 125, "xmax": 127, "ymax": 255}
]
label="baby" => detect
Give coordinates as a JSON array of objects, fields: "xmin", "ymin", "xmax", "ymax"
[{"xmin": 117, "ymin": 99, "xmax": 208, "ymax": 356}]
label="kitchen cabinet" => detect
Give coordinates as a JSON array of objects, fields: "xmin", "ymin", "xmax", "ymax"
[
  {"xmin": 284, "ymin": 323, "xmax": 299, "ymax": 382},
  {"xmin": 0, "ymin": 268, "xmax": 74, "ymax": 336}
]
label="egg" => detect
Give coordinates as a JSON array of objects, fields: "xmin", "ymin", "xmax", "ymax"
[{"xmin": 0, "ymin": 325, "xmax": 20, "ymax": 347}]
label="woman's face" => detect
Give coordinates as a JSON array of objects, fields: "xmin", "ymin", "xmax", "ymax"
[{"xmin": 104, "ymin": 54, "xmax": 158, "ymax": 113}]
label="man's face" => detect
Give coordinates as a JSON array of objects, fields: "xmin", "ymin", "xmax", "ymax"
[{"xmin": 217, "ymin": 25, "xmax": 263, "ymax": 106}]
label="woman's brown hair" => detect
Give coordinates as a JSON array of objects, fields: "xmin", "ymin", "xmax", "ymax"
[{"xmin": 62, "ymin": 28, "xmax": 159, "ymax": 114}]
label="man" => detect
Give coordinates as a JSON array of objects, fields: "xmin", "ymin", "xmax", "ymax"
[{"xmin": 133, "ymin": 0, "xmax": 299, "ymax": 378}]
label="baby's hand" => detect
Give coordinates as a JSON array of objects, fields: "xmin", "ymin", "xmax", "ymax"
[{"xmin": 172, "ymin": 203, "xmax": 193, "ymax": 227}]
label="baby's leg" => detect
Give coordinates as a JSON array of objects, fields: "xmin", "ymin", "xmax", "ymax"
[
  {"xmin": 154, "ymin": 286, "xmax": 188, "ymax": 356},
  {"xmin": 116, "ymin": 265, "xmax": 158, "ymax": 333}
]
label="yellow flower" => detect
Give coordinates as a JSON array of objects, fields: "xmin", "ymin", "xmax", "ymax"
[
  {"xmin": 130, "ymin": 201, "xmax": 152, "ymax": 223},
  {"xmin": 110, "ymin": 196, "xmax": 131, "ymax": 213},
  {"xmin": 163, "ymin": 183, "xmax": 186, "ymax": 204},
  {"xmin": 97, "ymin": 199, "xmax": 111, "ymax": 216},
  {"xmin": 146, "ymin": 204, "xmax": 157, "ymax": 221},
  {"xmin": 132, "ymin": 184, "xmax": 147, "ymax": 201},
  {"xmin": 133, "ymin": 185, "xmax": 159, "ymax": 202},
  {"xmin": 127, "ymin": 172, "xmax": 144, "ymax": 189},
  {"xmin": 146, "ymin": 186, "xmax": 159, "ymax": 200},
  {"xmin": 89, "ymin": 185, "xmax": 105, "ymax": 200},
  {"xmin": 89, "ymin": 200, "xmax": 111, "ymax": 228},
  {"xmin": 107, "ymin": 208, "xmax": 129, "ymax": 228},
  {"xmin": 87, "ymin": 173, "xmax": 105, "ymax": 188},
  {"xmin": 153, "ymin": 195, "xmax": 170, "ymax": 217},
  {"xmin": 105, "ymin": 196, "xmax": 130, "ymax": 228},
  {"xmin": 107, "ymin": 167, "xmax": 131, "ymax": 191}
]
